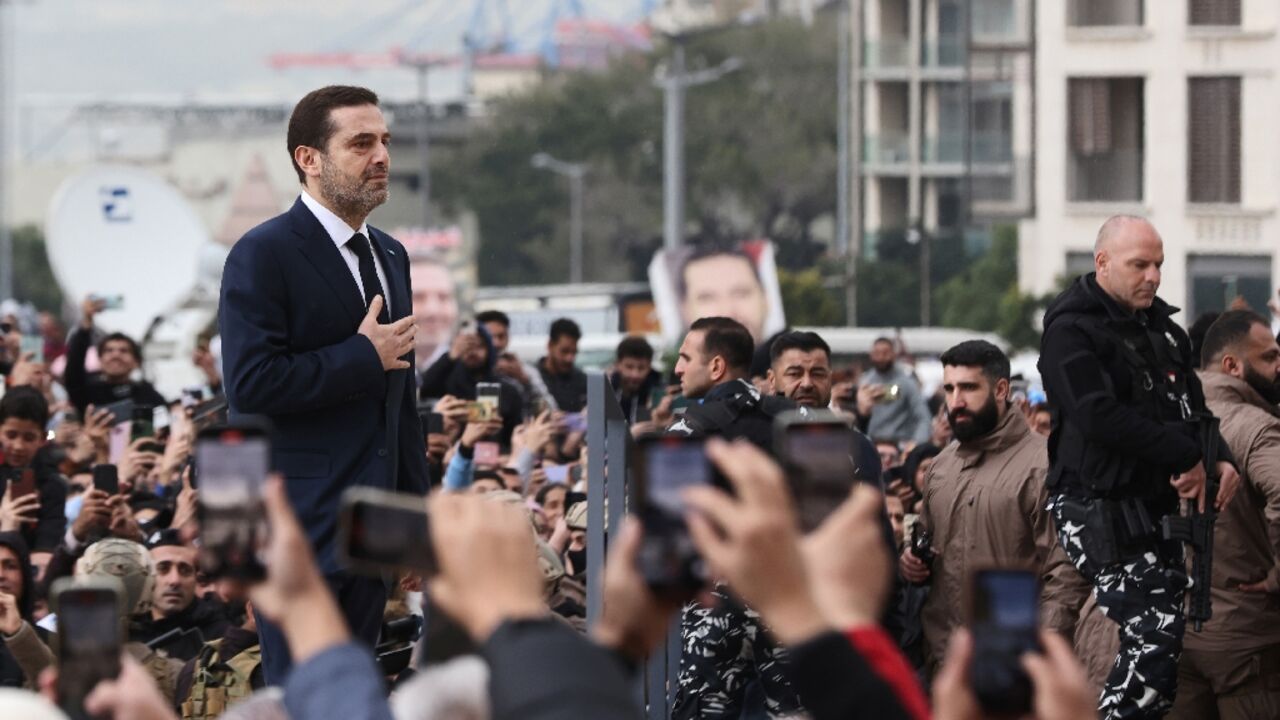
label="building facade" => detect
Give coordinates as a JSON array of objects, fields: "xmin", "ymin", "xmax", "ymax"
[
  {"xmin": 858, "ymin": 0, "xmax": 1035, "ymax": 258},
  {"xmin": 1019, "ymin": 0, "xmax": 1278, "ymax": 318}
]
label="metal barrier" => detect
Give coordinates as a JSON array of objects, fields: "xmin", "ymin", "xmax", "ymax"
[{"xmin": 585, "ymin": 372, "xmax": 680, "ymax": 719}]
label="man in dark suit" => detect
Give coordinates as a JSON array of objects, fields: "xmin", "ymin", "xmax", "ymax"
[{"xmin": 218, "ymin": 85, "xmax": 430, "ymax": 684}]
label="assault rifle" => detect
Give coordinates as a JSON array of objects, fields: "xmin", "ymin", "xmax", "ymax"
[{"xmin": 1161, "ymin": 415, "xmax": 1220, "ymax": 632}]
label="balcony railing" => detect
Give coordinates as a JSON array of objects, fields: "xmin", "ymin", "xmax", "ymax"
[
  {"xmin": 863, "ymin": 38, "xmax": 910, "ymax": 69},
  {"xmin": 923, "ymin": 38, "xmax": 966, "ymax": 67},
  {"xmin": 923, "ymin": 132, "xmax": 1014, "ymax": 165},
  {"xmin": 864, "ymin": 132, "xmax": 911, "ymax": 165}
]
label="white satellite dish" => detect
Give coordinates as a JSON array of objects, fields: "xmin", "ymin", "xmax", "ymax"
[{"xmin": 45, "ymin": 166, "xmax": 208, "ymax": 340}]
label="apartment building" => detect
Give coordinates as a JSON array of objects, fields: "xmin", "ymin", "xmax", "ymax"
[
  {"xmin": 1019, "ymin": 0, "xmax": 1279, "ymax": 318},
  {"xmin": 858, "ymin": 0, "xmax": 1035, "ymax": 258}
]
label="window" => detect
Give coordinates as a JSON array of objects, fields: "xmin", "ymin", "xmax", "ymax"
[
  {"xmin": 1069, "ymin": 0, "xmax": 1143, "ymax": 27},
  {"xmin": 1068, "ymin": 77, "xmax": 1144, "ymax": 202},
  {"xmin": 1187, "ymin": 255, "xmax": 1272, "ymax": 318},
  {"xmin": 1189, "ymin": 0, "xmax": 1241, "ymax": 26},
  {"xmin": 1188, "ymin": 78, "xmax": 1241, "ymax": 204},
  {"xmin": 1065, "ymin": 252, "xmax": 1095, "ymax": 280}
]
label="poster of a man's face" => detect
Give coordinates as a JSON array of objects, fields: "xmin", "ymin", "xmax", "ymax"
[
  {"xmin": 410, "ymin": 255, "xmax": 459, "ymax": 367},
  {"xmin": 648, "ymin": 240, "xmax": 786, "ymax": 345}
]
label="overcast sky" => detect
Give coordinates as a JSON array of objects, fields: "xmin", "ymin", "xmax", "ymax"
[{"xmin": 9, "ymin": 0, "xmax": 645, "ymax": 105}]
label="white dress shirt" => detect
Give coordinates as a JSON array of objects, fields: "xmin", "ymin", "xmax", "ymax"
[{"xmin": 299, "ymin": 190, "xmax": 392, "ymax": 314}]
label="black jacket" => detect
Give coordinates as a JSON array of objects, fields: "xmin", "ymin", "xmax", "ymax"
[
  {"xmin": 1039, "ymin": 274, "xmax": 1229, "ymax": 507},
  {"xmin": 130, "ymin": 598, "xmax": 231, "ymax": 661},
  {"xmin": 483, "ymin": 618, "xmax": 636, "ymax": 720},
  {"xmin": 538, "ymin": 359, "xmax": 588, "ymax": 413},
  {"xmin": 0, "ymin": 532, "xmax": 38, "ymax": 688},
  {"xmin": 667, "ymin": 378, "xmax": 797, "ymax": 452},
  {"xmin": 64, "ymin": 326, "xmax": 166, "ymax": 419},
  {"xmin": 419, "ymin": 329, "xmax": 524, "ymax": 446}
]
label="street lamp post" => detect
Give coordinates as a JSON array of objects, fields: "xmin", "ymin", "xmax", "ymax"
[
  {"xmin": 531, "ymin": 152, "xmax": 587, "ymax": 285},
  {"xmin": 653, "ymin": 43, "xmax": 742, "ymax": 252}
]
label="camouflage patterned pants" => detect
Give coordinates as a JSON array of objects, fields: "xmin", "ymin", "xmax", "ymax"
[
  {"xmin": 1050, "ymin": 495, "xmax": 1189, "ymax": 720},
  {"xmin": 671, "ymin": 586, "xmax": 803, "ymax": 719}
]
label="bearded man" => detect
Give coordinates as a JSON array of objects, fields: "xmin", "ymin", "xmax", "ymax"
[
  {"xmin": 898, "ymin": 340, "xmax": 1088, "ymax": 675},
  {"xmin": 219, "ymin": 85, "xmax": 429, "ymax": 684}
]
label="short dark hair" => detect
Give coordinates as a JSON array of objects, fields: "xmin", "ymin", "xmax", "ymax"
[
  {"xmin": 676, "ymin": 243, "xmax": 761, "ymax": 301},
  {"xmin": 0, "ymin": 386, "xmax": 49, "ymax": 429},
  {"xmin": 1188, "ymin": 311, "xmax": 1221, "ymax": 369},
  {"xmin": 616, "ymin": 335, "xmax": 654, "ymax": 362},
  {"xmin": 549, "ymin": 318, "xmax": 581, "ymax": 344},
  {"xmin": 1201, "ymin": 310, "xmax": 1270, "ymax": 367},
  {"xmin": 689, "ymin": 317, "xmax": 753, "ymax": 373},
  {"xmin": 535, "ymin": 483, "xmax": 567, "ymax": 506},
  {"xmin": 939, "ymin": 340, "xmax": 1010, "ymax": 384},
  {"xmin": 476, "ymin": 310, "xmax": 510, "ymax": 329},
  {"xmin": 97, "ymin": 332, "xmax": 142, "ymax": 364},
  {"xmin": 769, "ymin": 331, "xmax": 831, "ymax": 364},
  {"xmin": 287, "ymin": 85, "xmax": 380, "ymax": 183},
  {"xmin": 872, "ymin": 337, "xmax": 894, "ymax": 349}
]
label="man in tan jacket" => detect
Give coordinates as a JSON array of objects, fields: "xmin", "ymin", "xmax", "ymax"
[
  {"xmin": 1167, "ymin": 309, "xmax": 1280, "ymax": 718},
  {"xmin": 899, "ymin": 340, "xmax": 1087, "ymax": 674}
]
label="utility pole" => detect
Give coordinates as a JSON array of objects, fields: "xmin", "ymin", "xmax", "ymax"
[
  {"xmin": 842, "ymin": 0, "xmax": 863, "ymax": 326},
  {"xmin": 655, "ymin": 40, "xmax": 741, "ymax": 252},
  {"xmin": 531, "ymin": 153, "xmax": 588, "ymax": 284},
  {"xmin": 403, "ymin": 58, "xmax": 450, "ymax": 231}
]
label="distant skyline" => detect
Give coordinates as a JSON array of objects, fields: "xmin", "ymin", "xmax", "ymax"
[{"xmin": 9, "ymin": 0, "xmax": 646, "ymax": 105}]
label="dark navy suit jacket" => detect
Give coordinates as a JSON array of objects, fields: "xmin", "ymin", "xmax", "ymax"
[{"xmin": 219, "ymin": 198, "xmax": 430, "ymax": 573}]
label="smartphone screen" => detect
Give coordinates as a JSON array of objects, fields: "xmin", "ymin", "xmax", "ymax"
[
  {"xmin": 969, "ymin": 569, "xmax": 1040, "ymax": 715},
  {"xmin": 339, "ymin": 488, "xmax": 435, "ymax": 576},
  {"xmin": 476, "ymin": 383, "xmax": 501, "ymax": 414},
  {"xmin": 780, "ymin": 421, "xmax": 854, "ymax": 532},
  {"xmin": 130, "ymin": 405, "xmax": 155, "ymax": 442},
  {"xmin": 632, "ymin": 436, "xmax": 711, "ymax": 594},
  {"xmin": 474, "ymin": 441, "xmax": 500, "ymax": 466},
  {"xmin": 56, "ymin": 586, "xmax": 122, "ymax": 719},
  {"xmin": 20, "ymin": 335, "xmax": 43, "ymax": 364},
  {"xmin": 92, "ymin": 464, "xmax": 119, "ymax": 496},
  {"xmin": 195, "ymin": 426, "xmax": 269, "ymax": 580}
]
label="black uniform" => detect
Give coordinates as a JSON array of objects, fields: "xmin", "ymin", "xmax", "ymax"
[
  {"xmin": 663, "ymin": 378, "xmax": 800, "ymax": 716},
  {"xmin": 666, "ymin": 378, "xmax": 797, "ymax": 450},
  {"xmin": 1039, "ymin": 273, "xmax": 1232, "ymax": 720}
]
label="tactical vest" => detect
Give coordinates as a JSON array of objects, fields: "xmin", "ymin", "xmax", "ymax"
[
  {"xmin": 1048, "ymin": 312, "xmax": 1196, "ymax": 498},
  {"xmin": 179, "ymin": 640, "xmax": 261, "ymax": 720}
]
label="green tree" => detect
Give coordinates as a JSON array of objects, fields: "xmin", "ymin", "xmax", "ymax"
[
  {"xmin": 433, "ymin": 14, "xmax": 846, "ymax": 286},
  {"xmin": 778, "ymin": 266, "xmax": 843, "ymax": 326},
  {"xmin": 934, "ymin": 225, "xmax": 1046, "ymax": 349},
  {"xmin": 10, "ymin": 225, "xmax": 63, "ymax": 313}
]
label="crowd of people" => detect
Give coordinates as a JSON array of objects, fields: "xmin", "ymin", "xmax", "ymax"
[{"xmin": 0, "ymin": 84, "xmax": 1279, "ymax": 720}]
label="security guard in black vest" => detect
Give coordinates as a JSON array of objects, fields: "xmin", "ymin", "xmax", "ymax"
[
  {"xmin": 665, "ymin": 316, "xmax": 804, "ymax": 718},
  {"xmin": 1039, "ymin": 215, "xmax": 1241, "ymax": 720}
]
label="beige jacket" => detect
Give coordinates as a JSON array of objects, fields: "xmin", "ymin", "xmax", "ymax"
[
  {"xmin": 920, "ymin": 408, "xmax": 1089, "ymax": 670},
  {"xmin": 3, "ymin": 620, "xmax": 55, "ymax": 689},
  {"xmin": 1190, "ymin": 371, "xmax": 1280, "ymax": 651}
]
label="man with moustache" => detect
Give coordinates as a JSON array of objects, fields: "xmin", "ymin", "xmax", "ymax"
[
  {"xmin": 220, "ymin": 85, "xmax": 429, "ymax": 684},
  {"xmin": 1039, "ymin": 215, "xmax": 1240, "ymax": 720},
  {"xmin": 1166, "ymin": 310, "xmax": 1280, "ymax": 719},
  {"xmin": 898, "ymin": 340, "xmax": 1086, "ymax": 675}
]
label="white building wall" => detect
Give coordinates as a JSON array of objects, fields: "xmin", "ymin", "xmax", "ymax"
[{"xmin": 1020, "ymin": 0, "xmax": 1280, "ymax": 316}]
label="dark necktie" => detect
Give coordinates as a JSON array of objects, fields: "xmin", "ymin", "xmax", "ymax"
[{"xmin": 346, "ymin": 232, "xmax": 390, "ymax": 324}]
